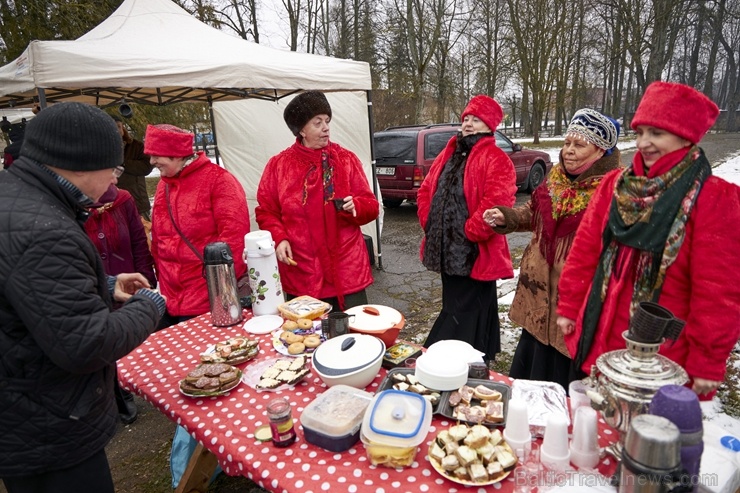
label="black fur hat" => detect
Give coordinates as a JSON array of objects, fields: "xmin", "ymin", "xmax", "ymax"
[{"xmin": 283, "ymin": 91, "xmax": 332, "ymax": 136}]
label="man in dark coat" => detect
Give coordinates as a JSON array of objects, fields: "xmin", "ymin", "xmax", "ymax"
[{"xmin": 0, "ymin": 102, "xmax": 166, "ymax": 493}]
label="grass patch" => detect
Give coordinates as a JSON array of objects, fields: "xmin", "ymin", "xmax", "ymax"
[{"xmin": 146, "ymin": 176, "xmax": 160, "ymax": 198}]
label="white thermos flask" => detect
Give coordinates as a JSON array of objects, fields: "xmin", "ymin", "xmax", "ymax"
[
  {"xmin": 243, "ymin": 230, "xmax": 285, "ymax": 316},
  {"xmin": 203, "ymin": 242, "xmax": 243, "ymax": 327}
]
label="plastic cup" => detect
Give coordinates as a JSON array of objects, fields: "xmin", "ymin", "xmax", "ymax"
[
  {"xmin": 541, "ymin": 414, "xmax": 571, "ymax": 471},
  {"xmin": 570, "ymin": 406, "xmax": 600, "ymax": 469},
  {"xmin": 503, "ymin": 398, "xmax": 531, "ymax": 457},
  {"xmin": 404, "ymin": 358, "xmax": 417, "ymax": 369},
  {"xmin": 569, "ymin": 380, "xmax": 592, "ymax": 424}
]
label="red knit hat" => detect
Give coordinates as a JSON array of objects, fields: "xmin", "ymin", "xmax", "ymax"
[
  {"xmin": 144, "ymin": 124, "xmax": 194, "ymax": 157},
  {"xmin": 631, "ymin": 81, "xmax": 719, "ymax": 144},
  {"xmin": 461, "ymin": 95, "xmax": 503, "ymax": 132}
]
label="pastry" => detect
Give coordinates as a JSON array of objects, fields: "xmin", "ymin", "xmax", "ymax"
[
  {"xmin": 287, "ymin": 342, "xmax": 306, "ymax": 355},
  {"xmin": 303, "ymin": 335, "xmax": 321, "ymax": 348},
  {"xmin": 296, "ymin": 318, "xmax": 313, "ymax": 330},
  {"xmin": 281, "ymin": 331, "xmax": 304, "ymax": 344},
  {"xmin": 282, "ymin": 320, "xmax": 299, "ymax": 331}
]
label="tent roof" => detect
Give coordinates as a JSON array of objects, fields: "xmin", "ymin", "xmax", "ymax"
[{"xmin": 0, "ymin": 0, "xmax": 371, "ymax": 109}]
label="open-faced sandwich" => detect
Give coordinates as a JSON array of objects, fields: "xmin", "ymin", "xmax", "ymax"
[
  {"xmin": 200, "ymin": 337, "xmax": 259, "ymax": 365},
  {"xmin": 179, "ymin": 363, "xmax": 242, "ymax": 396}
]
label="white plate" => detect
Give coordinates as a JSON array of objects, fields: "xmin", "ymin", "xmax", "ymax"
[{"xmin": 243, "ymin": 314, "xmax": 284, "ymax": 335}]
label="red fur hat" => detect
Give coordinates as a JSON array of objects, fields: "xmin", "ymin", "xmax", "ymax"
[
  {"xmin": 144, "ymin": 124, "xmax": 194, "ymax": 157},
  {"xmin": 631, "ymin": 81, "xmax": 719, "ymax": 144},
  {"xmin": 461, "ymin": 95, "xmax": 503, "ymax": 132}
]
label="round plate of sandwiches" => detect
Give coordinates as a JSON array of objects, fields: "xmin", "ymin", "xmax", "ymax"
[
  {"xmin": 200, "ymin": 336, "xmax": 260, "ymax": 365},
  {"xmin": 179, "ymin": 363, "xmax": 243, "ymax": 398},
  {"xmin": 427, "ymin": 423, "xmax": 517, "ymax": 486},
  {"xmin": 242, "ymin": 355, "xmax": 310, "ymax": 391}
]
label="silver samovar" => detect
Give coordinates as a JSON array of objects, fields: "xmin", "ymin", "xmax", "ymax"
[{"xmin": 584, "ymin": 302, "xmax": 689, "ymax": 459}]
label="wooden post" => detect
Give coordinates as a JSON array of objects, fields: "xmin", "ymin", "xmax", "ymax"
[{"xmin": 174, "ymin": 443, "xmax": 219, "ymax": 493}]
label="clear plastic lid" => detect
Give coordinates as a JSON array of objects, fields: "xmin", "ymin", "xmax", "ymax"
[
  {"xmin": 300, "ymin": 385, "xmax": 373, "ymax": 437},
  {"xmin": 361, "ymin": 390, "xmax": 432, "ymax": 447}
]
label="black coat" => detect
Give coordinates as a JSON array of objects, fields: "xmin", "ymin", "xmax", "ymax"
[{"xmin": 0, "ymin": 158, "xmax": 161, "ymax": 477}]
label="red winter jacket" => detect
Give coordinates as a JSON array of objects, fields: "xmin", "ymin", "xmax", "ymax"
[
  {"xmin": 256, "ymin": 139, "xmax": 379, "ymax": 300},
  {"xmin": 417, "ymin": 135, "xmax": 517, "ymax": 281},
  {"xmin": 152, "ymin": 153, "xmax": 250, "ymax": 317},
  {"xmin": 558, "ymin": 166, "xmax": 740, "ymax": 387}
]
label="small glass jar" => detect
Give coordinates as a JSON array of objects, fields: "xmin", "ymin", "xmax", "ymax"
[{"xmin": 266, "ymin": 397, "xmax": 296, "ymax": 447}]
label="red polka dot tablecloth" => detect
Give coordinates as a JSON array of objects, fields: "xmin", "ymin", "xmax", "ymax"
[{"xmin": 118, "ymin": 311, "xmax": 620, "ymax": 493}]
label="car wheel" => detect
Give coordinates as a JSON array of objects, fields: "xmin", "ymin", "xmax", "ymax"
[
  {"xmin": 526, "ymin": 163, "xmax": 545, "ymax": 192},
  {"xmin": 382, "ymin": 198, "xmax": 404, "ymax": 208}
]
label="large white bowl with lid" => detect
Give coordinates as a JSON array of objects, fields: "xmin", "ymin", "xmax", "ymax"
[
  {"xmin": 311, "ymin": 333, "xmax": 385, "ymax": 389},
  {"xmin": 414, "ymin": 351, "xmax": 469, "ymax": 391},
  {"xmin": 344, "ymin": 304, "xmax": 405, "ymax": 348},
  {"xmin": 360, "ymin": 389, "xmax": 433, "ymax": 468}
]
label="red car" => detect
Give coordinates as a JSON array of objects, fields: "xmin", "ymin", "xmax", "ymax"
[{"xmin": 373, "ymin": 123, "xmax": 552, "ymax": 207}]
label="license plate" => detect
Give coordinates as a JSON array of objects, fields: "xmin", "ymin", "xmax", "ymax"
[{"xmin": 376, "ymin": 167, "xmax": 395, "ymax": 176}]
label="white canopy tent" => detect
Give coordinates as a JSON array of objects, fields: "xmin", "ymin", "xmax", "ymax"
[{"xmin": 0, "ymin": 0, "xmax": 383, "ymax": 265}]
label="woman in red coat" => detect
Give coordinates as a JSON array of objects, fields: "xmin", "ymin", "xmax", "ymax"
[
  {"xmin": 557, "ymin": 81, "xmax": 740, "ymax": 399},
  {"xmin": 417, "ymin": 94, "xmax": 517, "ymax": 361},
  {"xmin": 147, "ymin": 124, "xmax": 250, "ymax": 327},
  {"xmin": 256, "ymin": 91, "xmax": 379, "ymax": 312}
]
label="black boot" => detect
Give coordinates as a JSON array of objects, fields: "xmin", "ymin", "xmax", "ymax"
[{"xmin": 115, "ymin": 379, "xmax": 138, "ymax": 424}]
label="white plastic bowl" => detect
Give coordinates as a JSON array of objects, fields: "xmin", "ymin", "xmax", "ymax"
[
  {"xmin": 311, "ymin": 333, "xmax": 385, "ymax": 389},
  {"xmin": 415, "ymin": 352, "xmax": 468, "ymax": 391}
]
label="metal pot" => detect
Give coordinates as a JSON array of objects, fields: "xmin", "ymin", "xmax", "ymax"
[{"xmin": 586, "ymin": 332, "xmax": 688, "ymax": 459}]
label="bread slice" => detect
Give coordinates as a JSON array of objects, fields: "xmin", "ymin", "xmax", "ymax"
[
  {"xmin": 256, "ymin": 378, "xmax": 281, "ymax": 389},
  {"xmin": 484, "ymin": 401, "xmax": 504, "ymax": 424},
  {"xmin": 468, "ymin": 462, "xmax": 489, "ymax": 483},
  {"xmin": 473, "ymin": 384, "xmax": 502, "ymax": 401}
]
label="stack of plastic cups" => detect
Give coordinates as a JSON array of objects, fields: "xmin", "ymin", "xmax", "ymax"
[
  {"xmin": 503, "ymin": 398, "xmax": 532, "ymax": 461},
  {"xmin": 650, "ymin": 385, "xmax": 703, "ymax": 492},
  {"xmin": 541, "ymin": 414, "xmax": 571, "ymax": 471},
  {"xmin": 569, "ymin": 406, "xmax": 600, "ymax": 470}
]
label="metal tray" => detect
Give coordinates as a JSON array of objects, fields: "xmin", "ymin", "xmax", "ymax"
[
  {"xmin": 376, "ymin": 367, "xmax": 445, "ymax": 412},
  {"xmin": 436, "ymin": 378, "xmax": 511, "ymax": 427}
]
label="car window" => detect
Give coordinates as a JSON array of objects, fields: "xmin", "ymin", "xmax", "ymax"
[
  {"xmin": 495, "ymin": 131, "xmax": 513, "ymax": 152},
  {"xmin": 424, "ymin": 131, "xmax": 457, "ymax": 160},
  {"xmin": 374, "ymin": 134, "xmax": 417, "ymax": 163}
]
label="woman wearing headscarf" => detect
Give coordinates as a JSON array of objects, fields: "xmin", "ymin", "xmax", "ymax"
[
  {"xmin": 256, "ymin": 91, "xmax": 379, "ymax": 312},
  {"xmin": 483, "ymin": 109, "xmax": 621, "ymax": 389},
  {"xmin": 146, "ymin": 124, "xmax": 250, "ymax": 327},
  {"xmin": 417, "ymin": 94, "xmax": 517, "ymax": 362},
  {"xmin": 84, "ymin": 183, "xmax": 157, "ymax": 424},
  {"xmin": 557, "ymin": 82, "xmax": 740, "ymax": 399}
]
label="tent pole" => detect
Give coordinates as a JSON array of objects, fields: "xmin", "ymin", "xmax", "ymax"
[
  {"xmin": 37, "ymin": 88, "xmax": 47, "ymax": 109},
  {"xmin": 366, "ymin": 90, "xmax": 383, "ymax": 271},
  {"xmin": 207, "ymin": 96, "xmax": 220, "ymax": 165}
]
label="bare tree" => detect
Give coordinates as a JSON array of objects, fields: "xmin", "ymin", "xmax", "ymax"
[
  {"xmin": 214, "ymin": 0, "xmax": 260, "ymax": 42},
  {"xmin": 505, "ymin": 0, "xmax": 569, "ymax": 143}
]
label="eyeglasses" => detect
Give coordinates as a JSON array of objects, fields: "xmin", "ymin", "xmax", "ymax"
[{"xmin": 112, "ymin": 166, "xmax": 125, "ymax": 178}]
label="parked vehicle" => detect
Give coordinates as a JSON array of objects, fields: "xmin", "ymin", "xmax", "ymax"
[{"xmin": 373, "ymin": 123, "xmax": 552, "ymax": 208}]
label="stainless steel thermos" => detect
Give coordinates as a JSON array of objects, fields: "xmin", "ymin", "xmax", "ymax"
[{"xmin": 204, "ymin": 242, "xmax": 243, "ymax": 327}]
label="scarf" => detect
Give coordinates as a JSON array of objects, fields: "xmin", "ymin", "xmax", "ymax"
[
  {"xmin": 423, "ymin": 133, "xmax": 487, "ymax": 275},
  {"xmin": 575, "ymin": 147, "xmax": 711, "ymax": 368},
  {"xmin": 291, "ymin": 140, "xmax": 346, "ymax": 308}
]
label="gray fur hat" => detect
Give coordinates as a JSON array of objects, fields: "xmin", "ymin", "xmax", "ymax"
[{"xmin": 283, "ymin": 91, "xmax": 332, "ymax": 136}]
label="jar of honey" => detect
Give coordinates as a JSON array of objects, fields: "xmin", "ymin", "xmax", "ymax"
[{"xmin": 266, "ymin": 397, "xmax": 296, "ymax": 447}]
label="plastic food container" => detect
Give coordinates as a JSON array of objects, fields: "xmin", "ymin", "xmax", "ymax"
[
  {"xmin": 300, "ymin": 385, "xmax": 373, "ymax": 452},
  {"xmin": 360, "ymin": 389, "xmax": 433, "ymax": 468},
  {"xmin": 344, "ymin": 304, "xmax": 405, "ymax": 348},
  {"xmin": 415, "ymin": 351, "xmax": 468, "ymax": 391},
  {"xmin": 311, "ymin": 333, "xmax": 385, "ymax": 389},
  {"xmin": 277, "ymin": 295, "xmax": 332, "ymax": 321}
]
